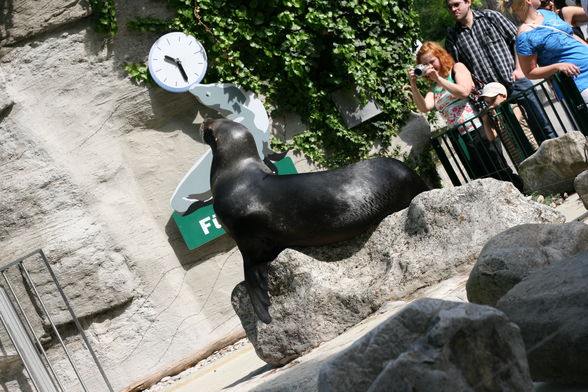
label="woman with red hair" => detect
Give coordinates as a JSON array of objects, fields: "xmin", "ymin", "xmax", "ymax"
[
  {"xmin": 409, "ymin": 41, "xmax": 482, "ymax": 134},
  {"xmin": 408, "ymin": 41, "xmax": 523, "ymax": 191}
]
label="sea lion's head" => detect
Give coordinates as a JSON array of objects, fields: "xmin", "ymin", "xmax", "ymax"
[{"xmin": 201, "ymin": 118, "xmax": 258, "ymax": 159}]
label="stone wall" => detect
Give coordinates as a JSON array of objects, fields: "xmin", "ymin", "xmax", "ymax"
[
  {"xmin": 0, "ymin": 1, "xmax": 432, "ymax": 390},
  {"xmin": 0, "ymin": 2, "xmax": 246, "ymax": 390}
]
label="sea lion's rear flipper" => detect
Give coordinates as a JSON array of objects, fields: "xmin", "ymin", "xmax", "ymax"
[{"xmin": 244, "ymin": 262, "xmax": 272, "ymax": 324}]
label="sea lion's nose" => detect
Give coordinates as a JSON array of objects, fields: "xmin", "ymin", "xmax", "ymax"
[
  {"xmin": 201, "ymin": 120, "xmax": 217, "ymax": 146},
  {"xmin": 200, "ymin": 119, "xmax": 212, "ymax": 139},
  {"xmin": 201, "ymin": 118, "xmax": 213, "ymax": 130}
]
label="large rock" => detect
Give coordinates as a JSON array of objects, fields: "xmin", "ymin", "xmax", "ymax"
[
  {"xmin": 231, "ymin": 179, "xmax": 564, "ymax": 365},
  {"xmin": 575, "ymin": 170, "xmax": 588, "ymax": 210},
  {"xmin": 518, "ymin": 131, "xmax": 588, "ymax": 194},
  {"xmin": 466, "ymin": 222, "xmax": 588, "ymax": 306},
  {"xmin": 318, "ymin": 298, "xmax": 534, "ymax": 392},
  {"xmin": 0, "ymin": 0, "xmax": 91, "ymax": 46},
  {"xmin": 496, "ymin": 251, "xmax": 588, "ymax": 384}
]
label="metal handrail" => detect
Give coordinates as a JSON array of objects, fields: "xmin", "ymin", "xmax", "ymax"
[
  {"xmin": 431, "ymin": 73, "xmax": 588, "ymax": 187},
  {"xmin": 0, "ymin": 249, "xmax": 114, "ymax": 392}
]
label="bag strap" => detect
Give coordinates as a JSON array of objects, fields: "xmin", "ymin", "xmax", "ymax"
[{"xmin": 524, "ymin": 23, "xmax": 588, "ymax": 48}]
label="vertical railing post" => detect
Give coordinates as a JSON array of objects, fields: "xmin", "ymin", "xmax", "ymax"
[
  {"xmin": 431, "ymin": 135, "xmax": 462, "ymax": 186},
  {"xmin": 554, "ymin": 72, "xmax": 588, "ymax": 135}
]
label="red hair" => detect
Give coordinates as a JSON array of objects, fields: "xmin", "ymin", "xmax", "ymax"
[{"xmin": 416, "ymin": 41, "xmax": 456, "ymax": 78}]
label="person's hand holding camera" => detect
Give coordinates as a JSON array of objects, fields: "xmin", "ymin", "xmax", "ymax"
[
  {"xmin": 407, "ymin": 67, "xmax": 418, "ymax": 86},
  {"xmin": 423, "ymin": 65, "xmax": 440, "ymax": 82}
]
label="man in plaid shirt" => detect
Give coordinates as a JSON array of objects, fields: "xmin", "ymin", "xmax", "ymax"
[{"xmin": 445, "ymin": 0, "xmax": 557, "ymax": 144}]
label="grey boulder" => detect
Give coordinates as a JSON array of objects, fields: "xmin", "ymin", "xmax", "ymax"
[
  {"xmin": 496, "ymin": 251, "xmax": 588, "ymax": 384},
  {"xmin": 318, "ymin": 298, "xmax": 534, "ymax": 392},
  {"xmin": 467, "ymin": 222, "xmax": 588, "ymax": 306},
  {"xmin": 518, "ymin": 131, "xmax": 588, "ymax": 194},
  {"xmin": 575, "ymin": 170, "xmax": 588, "ymax": 210}
]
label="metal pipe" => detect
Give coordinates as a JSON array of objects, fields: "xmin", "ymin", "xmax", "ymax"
[
  {"xmin": 19, "ymin": 263, "xmax": 90, "ymax": 392},
  {"xmin": 39, "ymin": 249, "xmax": 114, "ymax": 392},
  {"xmin": 539, "ymin": 82, "xmax": 566, "ymax": 133},
  {"xmin": 2, "ymin": 271, "xmax": 64, "ymax": 391},
  {"xmin": 0, "ymin": 279, "xmax": 43, "ymax": 392},
  {"xmin": 0, "ymin": 249, "xmax": 43, "ymax": 273}
]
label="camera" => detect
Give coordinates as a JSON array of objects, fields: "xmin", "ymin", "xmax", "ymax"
[{"xmin": 413, "ymin": 64, "xmax": 430, "ymax": 77}]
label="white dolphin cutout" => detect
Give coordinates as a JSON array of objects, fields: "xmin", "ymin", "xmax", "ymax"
[{"xmin": 170, "ymin": 83, "xmax": 270, "ymax": 215}]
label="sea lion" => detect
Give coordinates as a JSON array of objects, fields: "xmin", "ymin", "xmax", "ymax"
[
  {"xmin": 171, "ymin": 83, "xmax": 286, "ymax": 215},
  {"xmin": 202, "ymin": 118, "xmax": 429, "ymax": 323}
]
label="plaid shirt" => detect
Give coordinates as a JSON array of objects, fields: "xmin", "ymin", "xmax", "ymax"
[{"xmin": 445, "ymin": 9, "xmax": 518, "ymax": 90}]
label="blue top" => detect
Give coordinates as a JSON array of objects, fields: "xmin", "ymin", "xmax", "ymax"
[{"xmin": 516, "ymin": 9, "xmax": 588, "ymax": 93}]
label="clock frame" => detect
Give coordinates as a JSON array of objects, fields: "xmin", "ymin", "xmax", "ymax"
[{"xmin": 148, "ymin": 32, "xmax": 208, "ymax": 93}]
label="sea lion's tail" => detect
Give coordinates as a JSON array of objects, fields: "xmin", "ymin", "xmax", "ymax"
[{"xmin": 244, "ymin": 262, "xmax": 273, "ymax": 324}]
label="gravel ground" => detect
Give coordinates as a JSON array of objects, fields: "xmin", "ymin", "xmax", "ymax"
[{"xmin": 143, "ymin": 338, "xmax": 250, "ymax": 391}]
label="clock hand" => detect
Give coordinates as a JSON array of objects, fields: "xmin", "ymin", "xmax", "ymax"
[
  {"xmin": 176, "ymin": 60, "xmax": 189, "ymax": 82},
  {"xmin": 164, "ymin": 55, "xmax": 177, "ymax": 64}
]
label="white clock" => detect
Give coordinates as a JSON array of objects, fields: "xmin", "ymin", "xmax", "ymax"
[{"xmin": 148, "ymin": 32, "xmax": 208, "ymax": 93}]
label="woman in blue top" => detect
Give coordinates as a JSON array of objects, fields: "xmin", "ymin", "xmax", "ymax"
[{"xmin": 502, "ymin": 0, "xmax": 588, "ymax": 103}]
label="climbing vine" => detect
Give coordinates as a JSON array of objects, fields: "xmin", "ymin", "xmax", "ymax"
[
  {"xmin": 94, "ymin": 0, "xmax": 429, "ymax": 171},
  {"xmin": 88, "ymin": 0, "xmax": 118, "ymax": 35}
]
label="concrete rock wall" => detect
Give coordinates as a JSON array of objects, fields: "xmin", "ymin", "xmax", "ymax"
[{"xmin": 0, "ymin": 1, "xmax": 246, "ymax": 390}]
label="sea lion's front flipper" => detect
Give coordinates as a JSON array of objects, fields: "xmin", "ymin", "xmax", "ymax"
[{"xmin": 244, "ymin": 262, "xmax": 272, "ymax": 324}]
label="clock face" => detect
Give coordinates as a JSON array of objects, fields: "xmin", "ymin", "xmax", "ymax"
[{"xmin": 148, "ymin": 32, "xmax": 208, "ymax": 93}]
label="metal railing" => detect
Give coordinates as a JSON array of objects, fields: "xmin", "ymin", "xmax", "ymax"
[
  {"xmin": 0, "ymin": 249, "xmax": 113, "ymax": 392},
  {"xmin": 431, "ymin": 73, "xmax": 588, "ymax": 187}
]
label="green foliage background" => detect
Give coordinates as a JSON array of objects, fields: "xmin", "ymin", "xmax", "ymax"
[
  {"xmin": 124, "ymin": 0, "xmax": 424, "ymax": 168},
  {"xmin": 415, "ymin": 0, "xmax": 485, "ymax": 43},
  {"xmin": 414, "ymin": 0, "xmax": 455, "ymax": 43},
  {"xmin": 94, "ymin": 0, "xmax": 442, "ymax": 183}
]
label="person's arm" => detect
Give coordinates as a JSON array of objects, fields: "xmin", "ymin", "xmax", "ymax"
[
  {"xmin": 517, "ymin": 53, "xmax": 581, "ymax": 79},
  {"xmin": 429, "ymin": 62, "xmax": 472, "ymax": 99},
  {"xmin": 561, "ymin": 6, "xmax": 588, "ymax": 25},
  {"xmin": 512, "ymin": 54, "xmax": 526, "ymax": 80},
  {"xmin": 407, "ymin": 68, "xmax": 435, "ymax": 113},
  {"xmin": 481, "ymin": 114, "xmax": 498, "ymax": 142}
]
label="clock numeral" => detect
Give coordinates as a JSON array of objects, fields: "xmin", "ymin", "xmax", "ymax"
[
  {"xmin": 166, "ymin": 38, "xmax": 171, "ymax": 45},
  {"xmin": 155, "ymin": 69, "xmax": 162, "ymax": 73}
]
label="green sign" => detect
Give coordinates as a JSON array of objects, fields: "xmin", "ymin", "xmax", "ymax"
[{"xmin": 173, "ymin": 157, "xmax": 298, "ymax": 249}]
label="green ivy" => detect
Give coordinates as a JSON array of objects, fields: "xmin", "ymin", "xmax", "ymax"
[
  {"xmin": 125, "ymin": 1, "xmax": 425, "ymax": 170},
  {"xmin": 88, "ymin": 0, "xmax": 118, "ymax": 35},
  {"xmin": 123, "ymin": 62, "xmax": 152, "ymax": 85}
]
